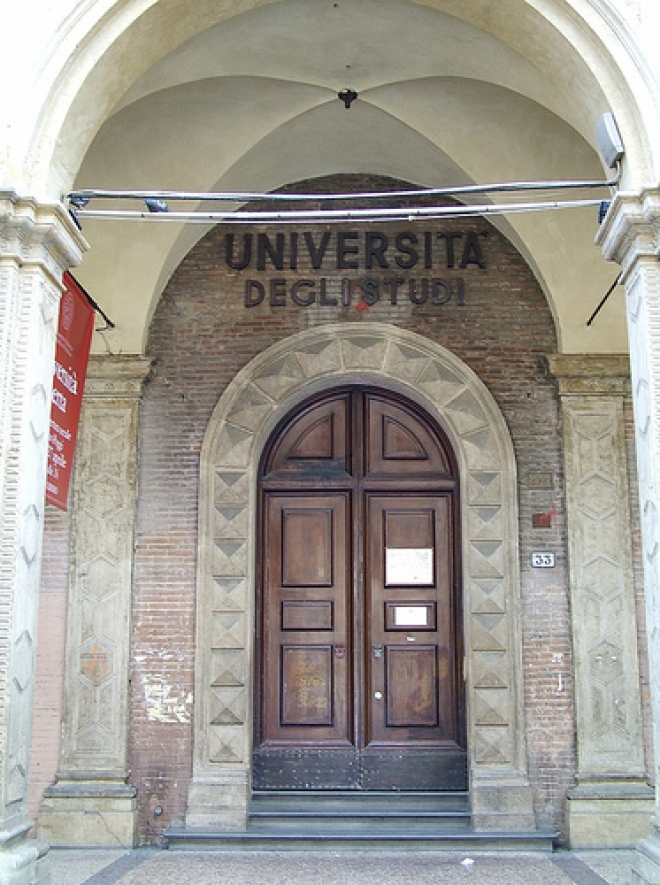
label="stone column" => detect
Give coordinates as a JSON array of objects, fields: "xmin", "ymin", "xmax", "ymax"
[
  {"xmin": 39, "ymin": 355, "xmax": 152, "ymax": 847},
  {"xmin": 0, "ymin": 195, "xmax": 85, "ymax": 883},
  {"xmin": 548, "ymin": 354, "xmax": 653, "ymax": 848},
  {"xmin": 597, "ymin": 190, "xmax": 660, "ymax": 882}
]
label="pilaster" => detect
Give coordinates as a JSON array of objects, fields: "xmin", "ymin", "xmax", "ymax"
[
  {"xmin": 548, "ymin": 354, "xmax": 653, "ymax": 848},
  {"xmin": 39, "ymin": 355, "xmax": 152, "ymax": 847},
  {"xmin": 0, "ymin": 194, "xmax": 85, "ymax": 883},
  {"xmin": 596, "ymin": 190, "xmax": 660, "ymax": 879}
]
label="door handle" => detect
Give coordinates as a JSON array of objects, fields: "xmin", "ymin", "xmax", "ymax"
[{"xmin": 372, "ymin": 645, "xmax": 384, "ymax": 660}]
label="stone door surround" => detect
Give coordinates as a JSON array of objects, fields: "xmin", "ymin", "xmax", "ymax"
[{"xmin": 187, "ymin": 323, "xmax": 534, "ymax": 831}]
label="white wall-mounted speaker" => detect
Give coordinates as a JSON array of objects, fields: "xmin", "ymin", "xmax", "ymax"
[{"xmin": 597, "ymin": 112, "xmax": 625, "ymax": 168}]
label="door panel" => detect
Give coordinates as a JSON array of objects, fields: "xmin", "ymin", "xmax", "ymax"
[
  {"xmin": 260, "ymin": 493, "xmax": 351, "ymax": 746},
  {"xmin": 385, "ymin": 646, "xmax": 439, "ymax": 727},
  {"xmin": 267, "ymin": 392, "xmax": 351, "ymax": 481},
  {"xmin": 365, "ymin": 393, "xmax": 452, "ymax": 478},
  {"xmin": 255, "ymin": 388, "xmax": 466, "ymax": 792},
  {"xmin": 281, "ymin": 508, "xmax": 333, "ymax": 587},
  {"xmin": 281, "ymin": 645, "xmax": 334, "ymax": 726}
]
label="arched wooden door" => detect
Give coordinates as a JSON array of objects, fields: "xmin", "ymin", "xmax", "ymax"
[{"xmin": 254, "ymin": 387, "xmax": 466, "ymax": 791}]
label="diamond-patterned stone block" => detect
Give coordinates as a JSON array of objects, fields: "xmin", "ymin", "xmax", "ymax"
[
  {"xmin": 341, "ymin": 336, "xmax": 387, "ymax": 370},
  {"xmin": 213, "ymin": 540, "xmax": 247, "ymax": 575},
  {"xmin": 215, "ymin": 471, "xmax": 248, "ymax": 505},
  {"xmin": 444, "ymin": 389, "xmax": 488, "ymax": 436},
  {"xmin": 211, "ymin": 649, "xmax": 247, "ymax": 687},
  {"xmin": 473, "ymin": 651, "xmax": 509, "ymax": 689},
  {"xmin": 254, "ymin": 355, "xmax": 304, "ymax": 398},
  {"xmin": 471, "ymin": 579, "xmax": 506, "ymax": 614},
  {"xmin": 211, "ymin": 612, "xmax": 246, "ymax": 649},
  {"xmin": 226, "ymin": 385, "xmax": 275, "ymax": 431},
  {"xmin": 214, "ymin": 425, "xmax": 253, "ymax": 468},
  {"xmin": 213, "ymin": 577, "xmax": 247, "ymax": 611},
  {"xmin": 474, "ymin": 725, "xmax": 512, "ymax": 764},
  {"xmin": 295, "ymin": 339, "xmax": 342, "ymax": 377},
  {"xmin": 468, "ymin": 472, "xmax": 501, "ymax": 505},
  {"xmin": 384, "ymin": 342, "xmax": 430, "ymax": 383},
  {"xmin": 474, "ymin": 688, "xmax": 509, "ymax": 726},
  {"xmin": 209, "ymin": 725, "xmax": 245, "ymax": 764},
  {"xmin": 214, "ymin": 504, "xmax": 248, "ymax": 539},
  {"xmin": 210, "ymin": 687, "xmax": 247, "ymax": 726}
]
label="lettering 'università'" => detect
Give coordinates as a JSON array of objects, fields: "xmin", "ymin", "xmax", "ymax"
[
  {"xmin": 3, "ymin": 1, "xmax": 660, "ymax": 882},
  {"xmin": 223, "ymin": 229, "xmax": 489, "ymax": 271}
]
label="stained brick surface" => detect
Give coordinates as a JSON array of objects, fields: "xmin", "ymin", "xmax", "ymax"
[{"xmin": 129, "ymin": 176, "xmax": 572, "ymax": 840}]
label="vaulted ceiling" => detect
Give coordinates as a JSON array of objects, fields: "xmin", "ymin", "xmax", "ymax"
[{"xmin": 70, "ymin": 0, "xmax": 631, "ymax": 353}]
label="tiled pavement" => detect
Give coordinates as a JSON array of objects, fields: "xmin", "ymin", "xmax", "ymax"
[{"xmin": 47, "ymin": 847, "xmax": 639, "ymax": 885}]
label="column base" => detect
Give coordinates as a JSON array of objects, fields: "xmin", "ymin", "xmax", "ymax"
[
  {"xmin": 38, "ymin": 778, "xmax": 138, "ymax": 847},
  {"xmin": 633, "ymin": 831, "xmax": 660, "ymax": 883},
  {"xmin": 566, "ymin": 781, "xmax": 655, "ymax": 849},
  {"xmin": 471, "ymin": 771, "xmax": 537, "ymax": 831},
  {"xmin": 0, "ymin": 817, "xmax": 49, "ymax": 885},
  {"xmin": 186, "ymin": 767, "xmax": 250, "ymax": 830}
]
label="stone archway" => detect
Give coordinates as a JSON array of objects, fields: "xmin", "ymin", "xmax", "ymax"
[{"xmin": 187, "ymin": 322, "xmax": 534, "ymax": 832}]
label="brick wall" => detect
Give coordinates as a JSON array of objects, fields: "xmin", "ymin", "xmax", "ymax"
[{"xmin": 129, "ymin": 175, "xmax": 576, "ymax": 840}]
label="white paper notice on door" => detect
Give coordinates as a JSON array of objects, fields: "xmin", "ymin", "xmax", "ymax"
[
  {"xmin": 394, "ymin": 606, "xmax": 429, "ymax": 627},
  {"xmin": 386, "ymin": 548, "xmax": 434, "ymax": 585}
]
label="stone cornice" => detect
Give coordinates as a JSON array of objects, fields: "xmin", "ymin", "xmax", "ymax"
[
  {"xmin": 596, "ymin": 189, "xmax": 660, "ymax": 279},
  {"xmin": 0, "ymin": 192, "xmax": 88, "ymax": 282},
  {"xmin": 546, "ymin": 353, "xmax": 631, "ymax": 396},
  {"xmin": 84, "ymin": 355, "xmax": 154, "ymax": 398}
]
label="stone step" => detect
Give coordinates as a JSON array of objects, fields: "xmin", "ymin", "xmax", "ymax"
[
  {"xmin": 165, "ymin": 791, "xmax": 556, "ymax": 852},
  {"xmin": 251, "ymin": 790, "xmax": 470, "ymax": 812},
  {"xmin": 164, "ymin": 827, "xmax": 557, "ymax": 852},
  {"xmin": 249, "ymin": 790, "xmax": 471, "ymax": 833}
]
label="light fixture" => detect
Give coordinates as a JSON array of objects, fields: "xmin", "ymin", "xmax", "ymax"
[
  {"xmin": 69, "ymin": 194, "xmax": 91, "ymax": 209},
  {"xmin": 597, "ymin": 112, "xmax": 625, "ymax": 169},
  {"xmin": 338, "ymin": 88, "xmax": 358, "ymax": 109}
]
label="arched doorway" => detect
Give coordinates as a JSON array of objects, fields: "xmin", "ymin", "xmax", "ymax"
[
  {"xmin": 188, "ymin": 324, "xmax": 534, "ymax": 832},
  {"xmin": 254, "ymin": 386, "xmax": 466, "ymax": 791}
]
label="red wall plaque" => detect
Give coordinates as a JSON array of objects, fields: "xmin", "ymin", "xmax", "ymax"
[{"xmin": 46, "ymin": 274, "xmax": 95, "ymax": 510}]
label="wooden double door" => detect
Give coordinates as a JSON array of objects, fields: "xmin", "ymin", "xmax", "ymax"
[{"xmin": 254, "ymin": 387, "xmax": 466, "ymax": 791}]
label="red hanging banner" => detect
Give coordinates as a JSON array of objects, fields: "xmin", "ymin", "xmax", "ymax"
[{"xmin": 46, "ymin": 273, "xmax": 95, "ymax": 511}]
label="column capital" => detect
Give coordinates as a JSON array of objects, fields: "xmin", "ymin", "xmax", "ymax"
[
  {"xmin": 596, "ymin": 189, "xmax": 660, "ymax": 280},
  {"xmin": 84, "ymin": 355, "xmax": 154, "ymax": 398},
  {"xmin": 0, "ymin": 192, "xmax": 87, "ymax": 280},
  {"xmin": 546, "ymin": 353, "xmax": 630, "ymax": 397}
]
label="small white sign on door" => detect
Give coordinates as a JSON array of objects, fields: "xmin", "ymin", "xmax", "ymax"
[
  {"xmin": 386, "ymin": 548, "xmax": 434, "ymax": 585},
  {"xmin": 394, "ymin": 606, "xmax": 429, "ymax": 627}
]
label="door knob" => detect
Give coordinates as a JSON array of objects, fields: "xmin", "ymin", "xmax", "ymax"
[{"xmin": 372, "ymin": 645, "xmax": 384, "ymax": 659}]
